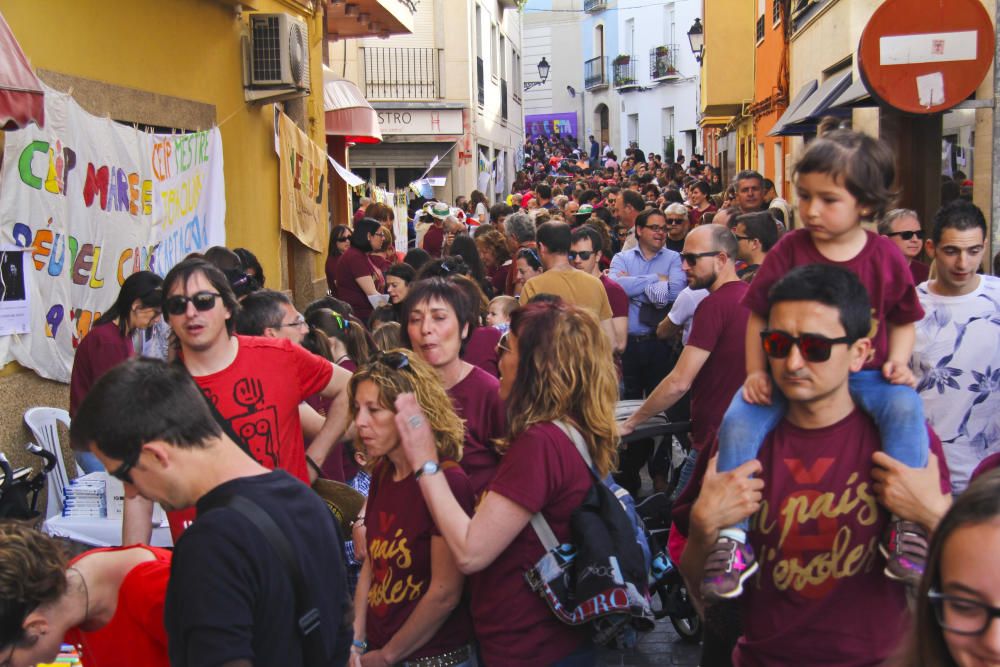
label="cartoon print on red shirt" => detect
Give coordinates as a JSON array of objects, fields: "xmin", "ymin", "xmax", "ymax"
[{"xmin": 203, "ymin": 377, "xmax": 280, "ymax": 469}]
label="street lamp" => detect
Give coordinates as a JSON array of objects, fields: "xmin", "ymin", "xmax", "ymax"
[
  {"xmin": 687, "ymin": 18, "xmax": 704, "ymax": 64},
  {"xmin": 524, "ymin": 57, "xmax": 551, "ymax": 91}
]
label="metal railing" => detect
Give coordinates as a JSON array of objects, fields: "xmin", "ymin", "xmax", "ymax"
[
  {"xmin": 649, "ymin": 46, "xmax": 679, "ymax": 80},
  {"xmin": 613, "ymin": 56, "xmax": 637, "ymax": 88},
  {"xmin": 361, "ymin": 47, "xmax": 442, "ymax": 100},
  {"xmin": 477, "ymin": 57, "xmax": 485, "ymax": 105},
  {"xmin": 585, "ymin": 56, "xmax": 608, "ymax": 89},
  {"xmin": 584, "ymin": 0, "xmax": 606, "ymax": 11}
]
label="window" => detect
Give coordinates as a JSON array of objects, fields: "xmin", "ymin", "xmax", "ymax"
[
  {"xmin": 756, "ymin": 0, "xmax": 765, "ymax": 42},
  {"xmin": 491, "ymin": 23, "xmax": 498, "ymax": 78},
  {"xmin": 475, "ymin": 5, "xmax": 483, "ymax": 59},
  {"xmin": 500, "ymin": 35, "xmax": 507, "ymax": 79},
  {"xmin": 773, "ymin": 0, "xmax": 781, "ymax": 25}
]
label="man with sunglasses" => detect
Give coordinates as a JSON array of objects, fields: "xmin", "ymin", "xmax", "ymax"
[
  {"xmin": 663, "ymin": 203, "xmax": 690, "ymax": 253},
  {"xmin": 122, "ymin": 258, "xmax": 353, "ymax": 545},
  {"xmin": 569, "ymin": 225, "xmax": 628, "ymax": 355},
  {"xmin": 879, "ymin": 208, "xmax": 930, "ymax": 284},
  {"xmin": 731, "ymin": 211, "xmax": 778, "ymax": 283},
  {"xmin": 673, "ymin": 264, "xmax": 950, "ymax": 667},
  {"xmin": 72, "ymin": 359, "xmax": 351, "ymax": 667}
]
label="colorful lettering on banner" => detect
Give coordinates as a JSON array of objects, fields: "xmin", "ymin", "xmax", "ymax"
[
  {"xmin": 0, "ymin": 84, "xmax": 226, "ymax": 382},
  {"xmin": 277, "ymin": 111, "xmax": 328, "ymax": 253}
]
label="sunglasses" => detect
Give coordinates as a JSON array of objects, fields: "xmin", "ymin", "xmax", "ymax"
[
  {"xmin": 109, "ymin": 449, "xmax": 141, "ymax": 485},
  {"xmin": 372, "ymin": 350, "xmax": 411, "ymax": 371},
  {"xmin": 886, "ymin": 230, "xmax": 924, "ymax": 241},
  {"xmin": 760, "ymin": 329, "xmax": 853, "ymax": 362},
  {"xmin": 568, "ymin": 250, "xmax": 594, "ymax": 261},
  {"xmin": 665, "ymin": 218, "xmax": 687, "ymax": 225},
  {"xmin": 680, "ymin": 251, "xmax": 721, "ymax": 266},
  {"xmin": 164, "ymin": 291, "xmax": 223, "ymax": 316},
  {"xmin": 337, "ymin": 236, "xmax": 350, "ymax": 243}
]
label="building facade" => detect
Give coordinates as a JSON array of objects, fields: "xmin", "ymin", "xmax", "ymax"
[{"xmin": 580, "ymin": 0, "xmax": 622, "ymax": 155}]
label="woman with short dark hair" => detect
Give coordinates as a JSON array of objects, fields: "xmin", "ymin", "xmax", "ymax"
[{"xmin": 334, "ymin": 218, "xmax": 387, "ymax": 324}]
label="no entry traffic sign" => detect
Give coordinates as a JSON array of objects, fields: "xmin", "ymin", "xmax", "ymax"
[{"xmin": 858, "ymin": 0, "xmax": 995, "ymax": 114}]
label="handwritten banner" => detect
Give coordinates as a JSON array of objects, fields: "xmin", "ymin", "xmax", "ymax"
[
  {"xmin": 278, "ymin": 111, "xmax": 327, "ymax": 252},
  {"xmin": 0, "ymin": 84, "xmax": 225, "ymax": 382}
]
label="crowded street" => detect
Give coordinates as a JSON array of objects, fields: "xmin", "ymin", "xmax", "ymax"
[{"xmin": 0, "ymin": 1, "xmax": 998, "ymax": 666}]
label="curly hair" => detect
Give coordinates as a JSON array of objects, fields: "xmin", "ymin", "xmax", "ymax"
[
  {"xmin": 0, "ymin": 522, "xmax": 68, "ymax": 648},
  {"xmin": 502, "ymin": 301, "xmax": 619, "ymax": 477},
  {"xmin": 475, "ymin": 228, "xmax": 511, "ymax": 269},
  {"xmin": 349, "ymin": 349, "xmax": 465, "ymax": 461}
]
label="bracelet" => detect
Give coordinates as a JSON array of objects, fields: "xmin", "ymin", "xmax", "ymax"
[
  {"xmin": 352, "ymin": 639, "xmax": 367, "ymax": 653},
  {"xmin": 305, "ymin": 455, "xmax": 323, "ymax": 477}
]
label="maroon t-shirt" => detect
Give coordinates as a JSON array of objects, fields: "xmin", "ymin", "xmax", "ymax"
[
  {"xmin": 672, "ymin": 416, "xmax": 950, "ymax": 667},
  {"xmin": 335, "ymin": 246, "xmax": 385, "ymax": 323},
  {"xmin": 462, "ymin": 327, "xmax": 501, "ymax": 378},
  {"xmin": 490, "ymin": 263, "xmax": 511, "ymax": 297},
  {"xmin": 447, "ymin": 366, "xmax": 504, "ymax": 494},
  {"xmin": 744, "ymin": 230, "xmax": 924, "ymax": 369},
  {"xmin": 972, "ymin": 452, "xmax": 1000, "ymax": 482},
  {"xmin": 422, "ymin": 225, "xmax": 445, "ymax": 258},
  {"xmin": 471, "ymin": 422, "xmax": 592, "ymax": 666},
  {"xmin": 600, "ymin": 274, "xmax": 629, "ymax": 318},
  {"xmin": 686, "ymin": 281, "xmax": 750, "ymax": 450},
  {"xmin": 909, "ymin": 259, "xmax": 930, "ymax": 285},
  {"xmin": 370, "ymin": 253, "xmax": 393, "ymax": 273},
  {"xmin": 70, "ymin": 321, "xmax": 134, "ymax": 417},
  {"xmin": 364, "ymin": 460, "xmax": 475, "ymax": 660},
  {"xmin": 325, "ymin": 253, "xmax": 341, "ymax": 295}
]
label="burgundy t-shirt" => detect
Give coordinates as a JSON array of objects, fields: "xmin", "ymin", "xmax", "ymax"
[
  {"xmin": 972, "ymin": 452, "xmax": 1000, "ymax": 482},
  {"xmin": 325, "ymin": 254, "xmax": 341, "ymax": 295},
  {"xmin": 370, "ymin": 253, "xmax": 393, "ymax": 273},
  {"xmin": 310, "ymin": 358, "xmax": 358, "ymax": 483},
  {"xmin": 423, "ymin": 225, "xmax": 445, "ymax": 258},
  {"xmin": 470, "ymin": 423, "xmax": 592, "ymax": 666},
  {"xmin": 490, "ymin": 263, "xmax": 511, "ymax": 297},
  {"xmin": 686, "ymin": 281, "xmax": 750, "ymax": 450},
  {"xmin": 600, "ymin": 274, "xmax": 629, "ymax": 318},
  {"xmin": 335, "ymin": 246, "xmax": 385, "ymax": 322},
  {"xmin": 689, "ymin": 204, "xmax": 717, "ymax": 227},
  {"xmin": 909, "ymin": 259, "xmax": 930, "ymax": 285},
  {"xmin": 364, "ymin": 460, "xmax": 475, "ymax": 660},
  {"xmin": 743, "ymin": 230, "xmax": 924, "ymax": 369},
  {"xmin": 671, "ymin": 416, "xmax": 950, "ymax": 667},
  {"xmin": 448, "ymin": 366, "xmax": 505, "ymax": 494},
  {"xmin": 70, "ymin": 321, "xmax": 134, "ymax": 417},
  {"xmin": 462, "ymin": 326, "xmax": 501, "ymax": 378}
]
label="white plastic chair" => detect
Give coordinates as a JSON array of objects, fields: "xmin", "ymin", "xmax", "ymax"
[{"xmin": 23, "ymin": 407, "xmax": 77, "ymax": 518}]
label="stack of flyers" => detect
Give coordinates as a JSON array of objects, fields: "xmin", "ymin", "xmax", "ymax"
[
  {"xmin": 62, "ymin": 473, "xmax": 107, "ymax": 518},
  {"xmin": 38, "ymin": 643, "xmax": 82, "ymax": 666}
]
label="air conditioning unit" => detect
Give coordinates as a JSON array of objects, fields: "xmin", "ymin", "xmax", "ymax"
[{"xmin": 243, "ymin": 12, "xmax": 311, "ymax": 102}]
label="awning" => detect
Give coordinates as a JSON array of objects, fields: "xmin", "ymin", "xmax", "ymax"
[
  {"xmin": 767, "ymin": 79, "xmax": 818, "ymax": 136},
  {"xmin": 0, "ymin": 11, "xmax": 44, "ymax": 130},
  {"xmin": 774, "ymin": 70, "xmax": 852, "ymax": 135},
  {"xmin": 323, "ymin": 66, "xmax": 381, "ymax": 144},
  {"xmin": 698, "ymin": 115, "xmax": 734, "ymax": 128},
  {"xmin": 829, "ymin": 76, "xmax": 874, "ymax": 110}
]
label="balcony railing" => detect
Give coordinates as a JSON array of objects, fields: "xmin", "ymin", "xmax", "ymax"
[
  {"xmin": 477, "ymin": 57, "xmax": 485, "ymax": 106},
  {"xmin": 649, "ymin": 46, "xmax": 679, "ymax": 80},
  {"xmin": 501, "ymin": 78, "xmax": 508, "ymax": 120},
  {"xmin": 584, "ymin": 56, "xmax": 608, "ymax": 90},
  {"xmin": 361, "ymin": 47, "xmax": 442, "ymax": 100},
  {"xmin": 584, "ymin": 0, "xmax": 606, "ymax": 11},
  {"xmin": 613, "ymin": 56, "xmax": 638, "ymax": 88}
]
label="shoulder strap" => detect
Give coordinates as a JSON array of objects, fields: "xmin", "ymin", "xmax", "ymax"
[
  {"xmin": 214, "ymin": 493, "xmax": 325, "ymax": 664},
  {"xmin": 527, "ymin": 420, "xmax": 595, "ymax": 551}
]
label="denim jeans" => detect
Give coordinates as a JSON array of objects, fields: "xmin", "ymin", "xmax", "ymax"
[{"xmin": 716, "ymin": 369, "xmax": 929, "ymax": 531}]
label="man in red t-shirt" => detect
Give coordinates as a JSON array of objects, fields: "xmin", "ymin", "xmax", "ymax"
[
  {"xmin": 677, "ymin": 264, "xmax": 951, "ymax": 667},
  {"xmin": 570, "ymin": 225, "xmax": 628, "ymax": 354},
  {"xmin": 123, "ymin": 258, "xmax": 353, "ymax": 544},
  {"xmin": 619, "ymin": 225, "xmax": 749, "ymax": 457}
]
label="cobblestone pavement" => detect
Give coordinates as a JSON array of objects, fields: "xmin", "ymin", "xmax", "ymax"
[{"xmin": 600, "ymin": 622, "xmax": 701, "ymax": 666}]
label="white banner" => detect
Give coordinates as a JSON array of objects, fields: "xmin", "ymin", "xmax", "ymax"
[{"xmin": 0, "ymin": 85, "xmax": 226, "ymax": 382}]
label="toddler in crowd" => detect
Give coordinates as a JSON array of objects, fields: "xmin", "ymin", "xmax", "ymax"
[
  {"xmin": 487, "ymin": 295, "xmax": 517, "ymax": 333},
  {"xmin": 344, "ymin": 441, "xmax": 372, "ymax": 595},
  {"xmin": 703, "ymin": 128, "xmax": 930, "ymax": 602}
]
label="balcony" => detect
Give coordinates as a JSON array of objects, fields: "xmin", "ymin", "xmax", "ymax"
[
  {"xmin": 477, "ymin": 57, "xmax": 485, "ymax": 106},
  {"xmin": 584, "ymin": 56, "xmax": 608, "ymax": 90},
  {"xmin": 361, "ymin": 47, "xmax": 442, "ymax": 100},
  {"xmin": 613, "ymin": 55, "xmax": 639, "ymax": 89},
  {"xmin": 584, "ymin": 0, "xmax": 606, "ymax": 11},
  {"xmin": 649, "ymin": 46, "xmax": 679, "ymax": 80}
]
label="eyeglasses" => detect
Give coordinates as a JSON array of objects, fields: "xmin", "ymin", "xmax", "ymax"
[
  {"xmin": 568, "ymin": 250, "xmax": 594, "ymax": 261},
  {"xmin": 642, "ymin": 225, "xmax": 668, "ymax": 233},
  {"xmin": 372, "ymin": 350, "xmax": 412, "ymax": 372},
  {"xmin": 164, "ymin": 291, "xmax": 223, "ymax": 316},
  {"xmin": 109, "ymin": 449, "xmax": 141, "ymax": 485},
  {"xmin": 929, "ymin": 590, "xmax": 1000, "ymax": 636},
  {"xmin": 665, "ymin": 218, "xmax": 687, "ymax": 225},
  {"xmin": 337, "ymin": 236, "xmax": 350, "ymax": 243},
  {"xmin": 734, "ymin": 234, "xmax": 753, "ymax": 242},
  {"xmin": 278, "ymin": 316, "xmax": 307, "ymax": 329},
  {"xmin": 496, "ymin": 332, "xmax": 512, "ymax": 357},
  {"xmin": 760, "ymin": 329, "xmax": 853, "ymax": 362},
  {"xmin": 886, "ymin": 230, "xmax": 924, "ymax": 241},
  {"xmin": 680, "ymin": 251, "xmax": 722, "ymax": 266}
]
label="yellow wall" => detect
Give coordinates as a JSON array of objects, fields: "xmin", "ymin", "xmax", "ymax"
[
  {"xmin": 701, "ymin": 0, "xmax": 754, "ymax": 114},
  {"xmin": 3, "ymin": 0, "xmax": 328, "ymax": 293}
]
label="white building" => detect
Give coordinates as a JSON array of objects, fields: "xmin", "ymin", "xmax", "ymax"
[
  {"xmin": 615, "ymin": 1, "xmax": 701, "ymax": 160},
  {"xmin": 329, "ymin": 0, "xmax": 523, "ymax": 205}
]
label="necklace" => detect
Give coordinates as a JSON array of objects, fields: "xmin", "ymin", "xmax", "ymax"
[{"xmin": 67, "ymin": 566, "xmax": 90, "ymax": 623}]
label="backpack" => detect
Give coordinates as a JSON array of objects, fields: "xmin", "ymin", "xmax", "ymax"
[{"xmin": 524, "ymin": 420, "xmax": 655, "ymax": 647}]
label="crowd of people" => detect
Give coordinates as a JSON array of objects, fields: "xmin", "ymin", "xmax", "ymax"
[{"xmin": 0, "ymin": 122, "xmax": 998, "ymax": 667}]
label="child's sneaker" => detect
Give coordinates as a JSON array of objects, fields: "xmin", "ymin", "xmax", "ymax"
[
  {"xmin": 701, "ymin": 536, "xmax": 758, "ymax": 603},
  {"xmin": 880, "ymin": 519, "xmax": 928, "ymax": 586}
]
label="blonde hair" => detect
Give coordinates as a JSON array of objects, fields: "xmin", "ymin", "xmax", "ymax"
[
  {"xmin": 349, "ymin": 349, "xmax": 464, "ymax": 461},
  {"xmin": 502, "ymin": 302, "xmax": 619, "ymax": 477},
  {"xmin": 489, "ymin": 295, "xmax": 517, "ymax": 319},
  {"xmin": 372, "ymin": 321, "xmax": 402, "ymax": 351}
]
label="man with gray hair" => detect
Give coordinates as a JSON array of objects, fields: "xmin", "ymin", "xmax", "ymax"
[
  {"xmin": 879, "ymin": 208, "xmax": 930, "ymax": 284},
  {"xmin": 503, "ymin": 211, "xmax": 537, "ymax": 295},
  {"xmin": 664, "ymin": 202, "xmax": 690, "ymax": 253}
]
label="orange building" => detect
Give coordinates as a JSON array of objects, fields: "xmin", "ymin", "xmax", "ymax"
[{"xmin": 749, "ymin": 0, "xmax": 793, "ymax": 207}]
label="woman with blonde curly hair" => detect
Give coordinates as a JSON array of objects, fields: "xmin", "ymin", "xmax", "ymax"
[
  {"xmin": 396, "ymin": 300, "xmax": 619, "ymax": 666},
  {"xmin": 475, "ymin": 227, "xmax": 512, "ymax": 296},
  {"xmin": 349, "ymin": 349, "xmax": 476, "ymax": 667},
  {"xmin": 0, "ymin": 521, "xmax": 171, "ymax": 667}
]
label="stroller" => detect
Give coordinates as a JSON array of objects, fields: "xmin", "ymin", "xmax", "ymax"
[
  {"xmin": 0, "ymin": 444, "xmax": 58, "ymax": 521},
  {"xmin": 616, "ymin": 400, "xmax": 701, "ymax": 643}
]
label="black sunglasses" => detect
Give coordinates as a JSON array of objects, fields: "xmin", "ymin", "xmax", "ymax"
[
  {"xmin": 109, "ymin": 449, "xmax": 141, "ymax": 485},
  {"xmin": 164, "ymin": 291, "xmax": 223, "ymax": 316},
  {"xmin": 665, "ymin": 218, "xmax": 687, "ymax": 226},
  {"xmin": 929, "ymin": 590, "xmax": 1000, "ymax": 636},
  {"xmin": 886, "ymin": 230, "xmax": 924, "ymax": 241},
  {"xmin": 336, "ymin": 236, "xmax": 350, "ymax": 242},
  {"xmin": 372, "ymin": 351, "xmax": 412, "ymax": 371},
  {"xmin": 760, "ymin": 329, "xmax": 853, "ymax": 362},
  {"xmin": 568, "ymin": 250, "xmax": 594, "ymax": 261},
  {"xmin": 680, "ymin": 251, "xmax": 721, "ymax": 266}
]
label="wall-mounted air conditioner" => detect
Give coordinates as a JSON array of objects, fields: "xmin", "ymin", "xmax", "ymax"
[{"xmin": 243, "ymin": 12, "xmax": 311, "ymax": 103}]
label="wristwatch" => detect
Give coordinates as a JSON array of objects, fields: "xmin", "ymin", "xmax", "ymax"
[{"xmin": 414, "ymin": 461, "xmax": 441, "ymax": 480}]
